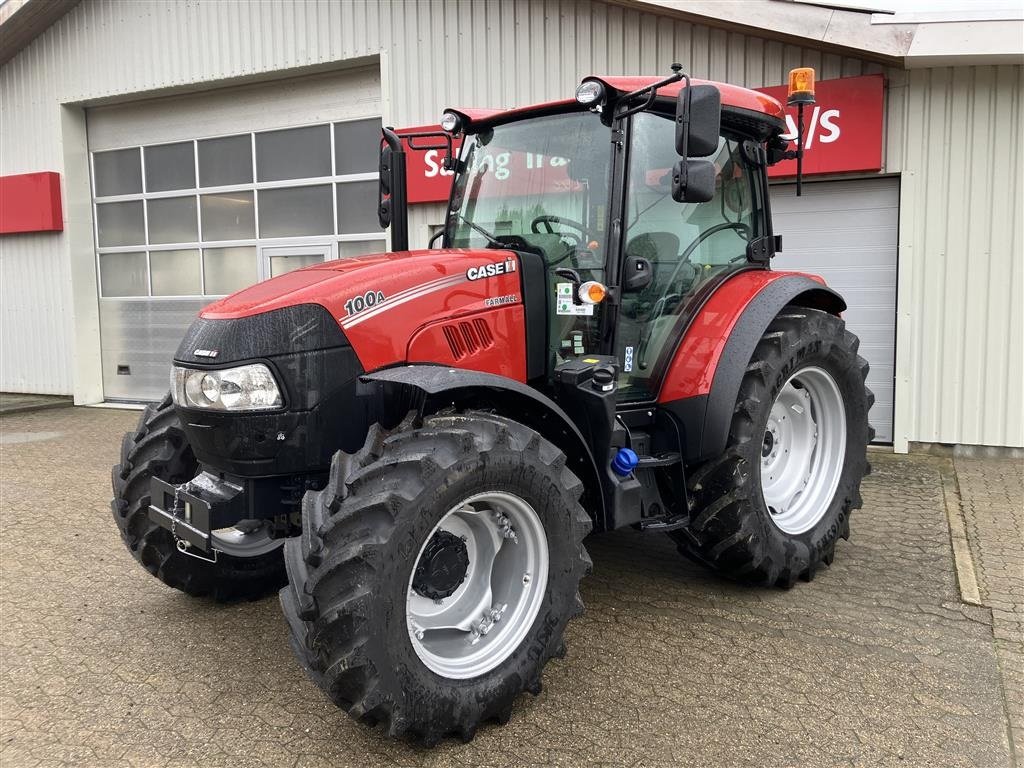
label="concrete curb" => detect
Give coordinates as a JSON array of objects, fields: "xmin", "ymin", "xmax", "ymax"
[
  {"xmin": 939, "ymin": 462, "xmax": 983, "ymax": 606},
  {"xmin": 0, "ymin": 398, "xmax": 73, "ymax": 416}
]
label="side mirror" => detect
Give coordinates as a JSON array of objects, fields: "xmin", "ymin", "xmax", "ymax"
[
  {"xmin": 671, "ymin": 159, "xmax": 716, "ymax": 203},
  {"xmin": 675, "ymin": 84, "xmax": 721, "ymax": 158},
  {"xmin": 622, "ymin": 254, "xmax": 653, "ymax": 291},
  {"xmin": 378, "ymin": 145, "xmax": 393, "ymax": 228}
]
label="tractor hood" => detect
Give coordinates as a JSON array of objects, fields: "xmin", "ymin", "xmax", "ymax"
[{"xmin": 195, "ymin": 248, "xmax": 526, "ymax": 374}]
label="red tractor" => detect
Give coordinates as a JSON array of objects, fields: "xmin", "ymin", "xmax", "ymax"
[{"xmin": 111, "ymin": 66, "xmax": 872, "ymax": 743}]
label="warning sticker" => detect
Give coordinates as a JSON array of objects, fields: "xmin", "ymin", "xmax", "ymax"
[{"xmin": 555, "ymin": 283, "xmax": 594, "ymax": 316}]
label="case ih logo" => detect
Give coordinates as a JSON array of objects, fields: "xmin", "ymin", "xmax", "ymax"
[
  {"xmin": 399, "ymin": 74, "xmax": 884, "ymax": 203},
  {"xmin": 467, "ymin": 258, "xmax": 517, "ymax": 281}
]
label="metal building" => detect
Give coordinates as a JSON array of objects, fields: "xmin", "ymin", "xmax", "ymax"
[{"xmin": 0, "ymin": 0, "xmax": 1021, "ymax": 452}]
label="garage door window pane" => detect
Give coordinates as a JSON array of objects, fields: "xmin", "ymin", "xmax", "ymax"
[
  {"xmin": 147, "ymin": 196, "xmax": 198, "ymax": 244},
  {"xmin": 93, "ymin": 148, "xmax": 142, "ymax": 196},
  {"xmin": 99, "ymin": 252, "xmax": 148, "ymax": 297},
  {"xmin": 198, "ymin": 134, "xmax": 252, "ymax": 187},
  {"xmin": 151, "ymin": 249, "xmax": 201, "ymax": 296},
  {"xmin": 270, "ymin": 254, "xmax": 323, "ymax": 277},
  {"xmin": 337, "ymin": 181, "xmax": 384, "ymax": 234},
  {"xmin": 201, "ymin": 191, "xmax": 255, "ymax": 240},
  {"xmin": 96, "ymin": 201, "xmax": 145, "ymax": 247},
  {"xmin": 258, "ymin": 186, "xmax": 333, "ymax": 237},
  {"xmin": 144, "ymin": 142, "xmax": 195, "ymax": 192},
  {"xmin": 334, "ymin": 119, "xmax": 382, "ymax": 175},
  {"xmin": 204, "ymin": 247, "xmax": 257, "ymax": 295},
  {"xmin": 256, "ymin": 125, "xmax": 331, "ymax": 182},
  {"xmin": 339, "ymin": 240, "xmax": 385, "ymax": 259}
]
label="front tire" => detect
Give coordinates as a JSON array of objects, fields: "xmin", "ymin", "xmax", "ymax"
[
  {"xmin": 280, "ymin": 411, "xmax": 592, "ymax": 743},
  {"xmin": 672, "ymin": 307, "xmax": 873, "ymax": 587},
  {"xmin": 110, "ymin": 393, "xmax": 286, "ymax": 601}
]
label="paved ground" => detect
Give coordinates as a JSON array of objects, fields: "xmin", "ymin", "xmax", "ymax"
[
  {"xmin": 955, "ymin": 455, "xmax": 1024, "ymax": 765},
  {"xmin": 0, "ymin": 406, "xmax": 1019, "ymax": 768}
]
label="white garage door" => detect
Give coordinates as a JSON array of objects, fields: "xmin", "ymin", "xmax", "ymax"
[
  {"xmin": 87, "ymin": 66, "xmax": 384, "ymax": 401},
  {"xmin": 771, "ymin": 177, "xmax": 899, "ymax": 443}
]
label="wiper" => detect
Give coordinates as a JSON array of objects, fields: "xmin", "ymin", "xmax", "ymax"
[{"xmin": 459, "ymin": 215, "xmax": 504, "ymax": 248}]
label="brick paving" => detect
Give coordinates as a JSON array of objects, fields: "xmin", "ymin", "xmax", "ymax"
[
  {"xmin": 954, "ymin": 455, "xmax": 1024, "ymax": 764},
  {"xmin": 0, "ymin": 406, "xmax": 1017, "ymax": 767}
]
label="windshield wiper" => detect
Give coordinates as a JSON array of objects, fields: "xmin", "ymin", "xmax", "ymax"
[{"xmin": 459, "ymin": 215, "xmax": 504, "ymax": 248}]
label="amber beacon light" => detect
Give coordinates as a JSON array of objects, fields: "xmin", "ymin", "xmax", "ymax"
[
  {"xmin": 787, "ymin": 67, "xmax": 816, "ymax": 106},
  {"xmin": 785, "ymin": 67, "xmax": 817, "ymax": 196}
]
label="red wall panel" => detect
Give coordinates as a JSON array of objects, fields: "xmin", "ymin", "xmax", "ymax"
[{"xmin": 0, "ymin": 172, "xmax": 64, "ymax": 234}]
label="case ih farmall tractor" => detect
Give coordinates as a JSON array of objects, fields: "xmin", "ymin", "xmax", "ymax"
[{"xmin": 111, "ymin": 66, "xmax": 872, "ymax": 743}]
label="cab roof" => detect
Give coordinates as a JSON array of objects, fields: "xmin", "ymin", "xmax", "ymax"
[{"xmin": 446, "ymin": 75, "xmax": 787, "ymax": 140}]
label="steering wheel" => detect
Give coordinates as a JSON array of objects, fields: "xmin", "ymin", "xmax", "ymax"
[
  {"xmin": 636, "ymin": 221, "xmax": 752, "ymax": 367},
  {"xmin": 530, "ymin": 215, "xmax": 594, "ymax": 246}
]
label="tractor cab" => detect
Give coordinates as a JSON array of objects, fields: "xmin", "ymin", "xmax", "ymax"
[{"xmin": 387, "ymin": 69, "xmax": 788, "ymax": 405}]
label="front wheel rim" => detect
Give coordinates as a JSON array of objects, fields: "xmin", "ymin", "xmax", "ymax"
[
  {"xmin": 760, "ymin": 366, "xmax": 847, "ymax": 535},
  {"xmin": 406, "ymin": 491, "xmax": 549, "ymax": 680}
]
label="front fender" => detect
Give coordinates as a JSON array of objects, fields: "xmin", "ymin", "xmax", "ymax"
[
  {"xmin": 658, "ymin": 271, "xmax": 846, "ymax": 463},
  {"xmin": 360, "ymin": 365, "xmax": 607, "ymax": 528}
]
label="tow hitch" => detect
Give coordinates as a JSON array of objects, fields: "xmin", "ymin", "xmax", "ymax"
[{"xmin": 149, "ymin": 472, "xmax": 282, "ymax": 559}]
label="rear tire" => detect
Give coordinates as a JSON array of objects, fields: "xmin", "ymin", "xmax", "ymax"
[
  {"xmin": 110, "ymin": 393, "xmax": 285, "ymax": 601},
  {"xmin": 672, "ymin": 307, "xmax": 873, "ymax": 587},
  {"xmin": 280, "ymin": 411, "xmax": 592, "ymax": 744}
]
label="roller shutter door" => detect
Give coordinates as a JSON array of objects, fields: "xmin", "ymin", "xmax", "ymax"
[
  {"xmin": 771, "ymin": 177, "xmax": 899, "ymax": 443},
  {"xmin": 87, "ymin": 67, "xmax": 384, "ymax": 401}
]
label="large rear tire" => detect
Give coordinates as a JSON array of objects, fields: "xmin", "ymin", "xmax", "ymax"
[
  {"xmin": 672, "ymin": 306, "xmax": 873, "ymax": 587},
  {"xmin": 111, "ymin": 393, "xmax": 286, "ymax": 601},
  {"xmin": 280, "ymin": 411, "xmax": 592, "ymax": 743}
]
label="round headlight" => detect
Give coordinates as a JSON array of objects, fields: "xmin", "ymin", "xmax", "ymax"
[
  {"xmin": 575, "ymin": 81, "xmax": 605, "ymax": 106},
  {"xmin": 440, "ymin": 111, "xmax": 462, "ymax": 133},
  {"xmin": 201, "ymin": 373, "xmax": 220, "ymax": 403}
]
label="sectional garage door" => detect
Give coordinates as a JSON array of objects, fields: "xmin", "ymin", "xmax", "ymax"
[
  {"xmin": 87, "ymin": 67, "xmax": 384, "ymax": 401},
  {"xmin": 770, "ymin": 177, "xmax": 899, "ymax": 443}
]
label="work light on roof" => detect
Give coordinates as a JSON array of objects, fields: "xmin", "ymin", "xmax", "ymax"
[
  {"xmin": 575, "ymin": 81, "xmax": 606, "ymax": 106},
  {"xmin": 440, "ymin": 111, "xmax": 462, "ymax": 134}
]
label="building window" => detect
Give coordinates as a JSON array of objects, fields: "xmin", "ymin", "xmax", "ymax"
[{"xmin": 90, "ymin": 117, "xmax": 386, "ymax": 298}]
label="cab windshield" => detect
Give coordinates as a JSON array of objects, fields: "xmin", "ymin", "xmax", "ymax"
[{"xmin": 447, "ymin": 111, "xmax": 612, "ymax": 275}]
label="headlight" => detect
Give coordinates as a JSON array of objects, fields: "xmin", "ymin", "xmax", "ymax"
[{"xmin": 171, "ymin": 363, "xmax": 283, "ymax": 411}]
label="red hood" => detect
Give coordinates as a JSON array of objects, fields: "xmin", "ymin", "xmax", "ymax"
[{"xmin": 201, "ymin": 248, "xmax": 526, "ymax": 376}]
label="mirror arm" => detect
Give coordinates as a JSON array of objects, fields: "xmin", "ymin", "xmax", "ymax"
[{"xmin": 615, "ymin": 64, "xmax": 687, "ymax": 120}]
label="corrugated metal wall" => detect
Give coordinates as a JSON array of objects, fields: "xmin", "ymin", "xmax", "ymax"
[
  {"xmin": 896, "ymin": 65, "xmax": 1023, "ymax": 449},
  {"xmin": 0, "ymin": 234, "xmax": 74, "ymax": 394},
  {"xmin": 0, "ymin": 0, "xmax": 1020, "ymax": 449}
]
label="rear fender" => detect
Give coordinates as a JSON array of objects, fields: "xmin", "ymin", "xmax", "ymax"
[
  {"xmin": 359, "ymin": 365, "xmax": 606, "ymax": 528},
  {"xmin": 658, "ymin": 271, "xmax": 846, "ymax": 463}
]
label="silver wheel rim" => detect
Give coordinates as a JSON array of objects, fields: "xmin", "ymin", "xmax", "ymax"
[
  {"xmin": 406, "ymin": 491, "xmax": 549, "ymax": 680},
  {"xmin": 760, "ymin": 366, "xmax": 847, "ymax": 535}
]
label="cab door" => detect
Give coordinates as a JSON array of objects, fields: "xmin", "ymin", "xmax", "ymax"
[{"xmin": 614, "ymin": 111, "xmax": 766, "ymax": 402}]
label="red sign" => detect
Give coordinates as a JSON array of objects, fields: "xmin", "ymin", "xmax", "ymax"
[
  {"xmin": 0, "ymin": 172, "xmax": 64, "ymax": 234},
  {"xmin": 400, "ymin": 74, "xmax": 884, "ymax": 203},
  {"xmin": 757, "ymin": 74, "xmax": 884, "ymax": 178}
]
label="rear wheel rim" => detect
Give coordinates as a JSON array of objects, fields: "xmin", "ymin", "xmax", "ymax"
[
  {"xmin": 760, "ymin": 366, "xmax": 847, "ymax": 535},
  {"xmin": 406, "ymin": 491, "xmax": 549, "ymax": 680}
]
